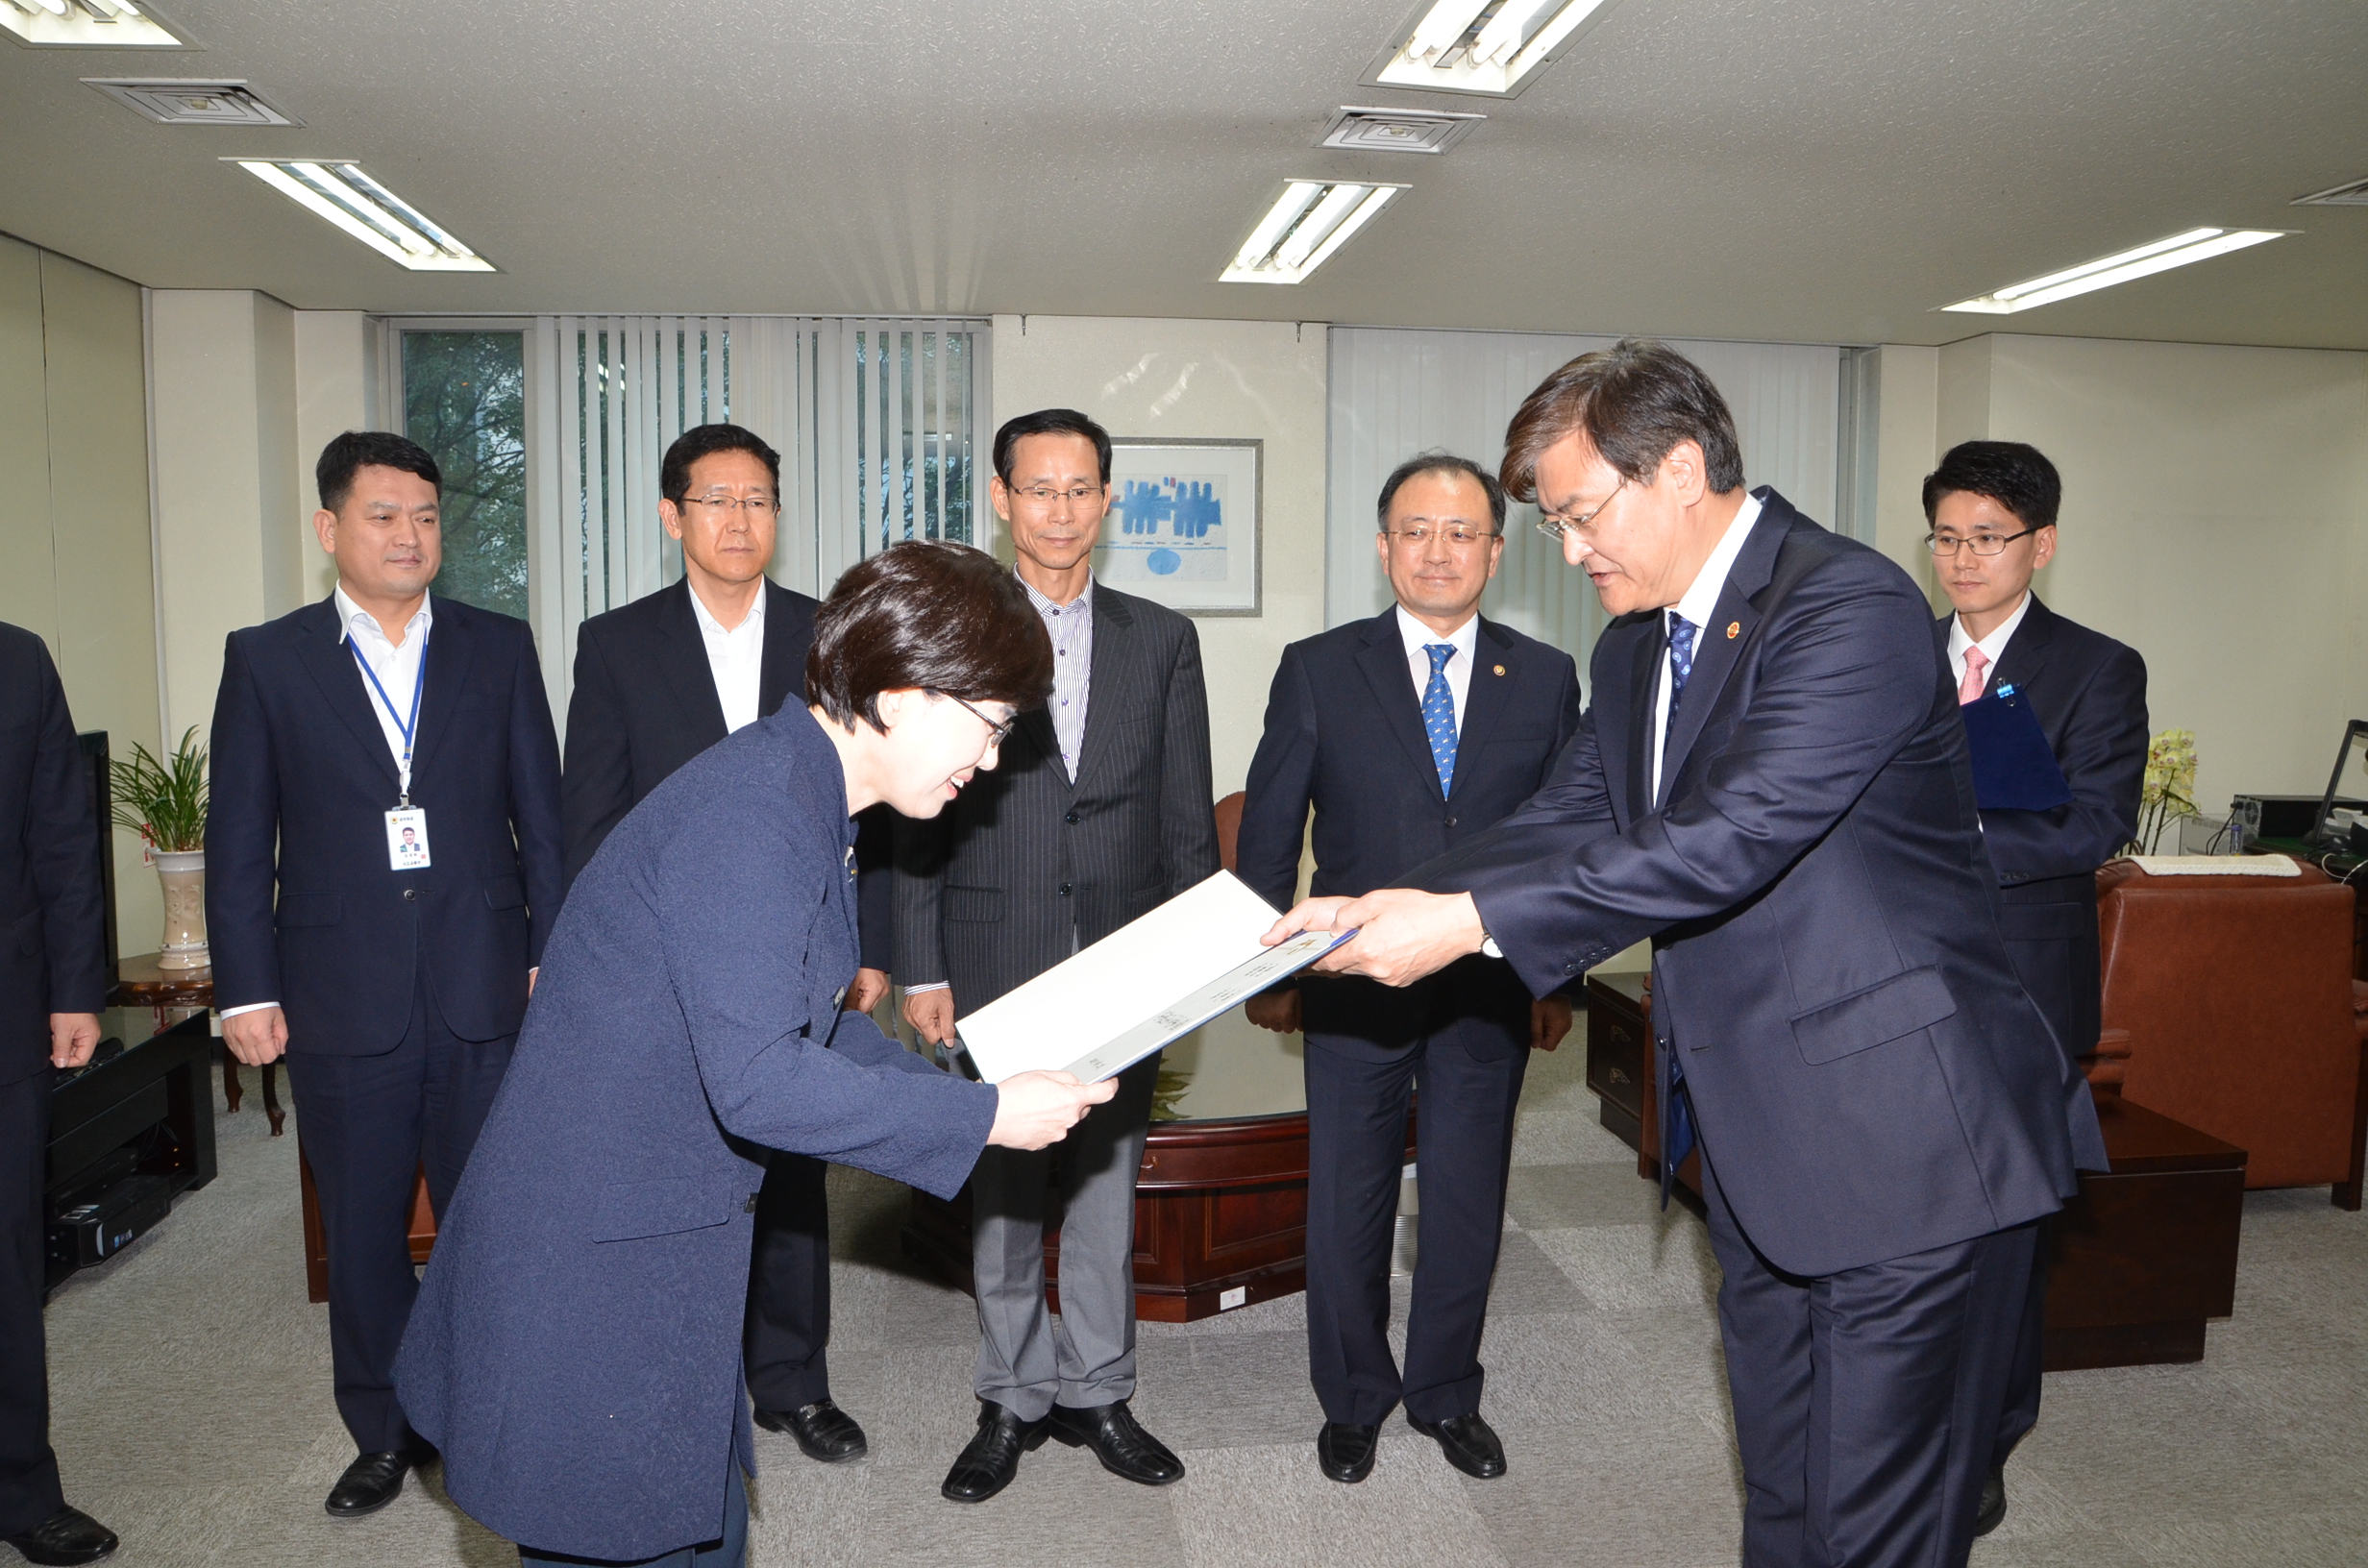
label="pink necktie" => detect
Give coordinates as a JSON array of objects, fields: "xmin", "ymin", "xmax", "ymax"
[{"xmin": 1959, "ymin": 646, "xmax": 1989, "ymax": 705}]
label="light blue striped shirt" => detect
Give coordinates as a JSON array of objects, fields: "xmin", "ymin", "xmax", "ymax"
[{"xmin": 1020, "ymin": 571, "xmax": 1094, "ymax": 782}]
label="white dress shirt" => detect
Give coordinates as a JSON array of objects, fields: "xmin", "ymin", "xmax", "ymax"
[
  {"xmin": 1945, "ymin": 590, "xmax": 2033, "ymax": 696},
  {"xmin": 1394, "ymin": 603, "xmax": 1480, "ymax": 730},
  {"xmin": 688, "ymin": 581, "xmax": 767, "ymax": 734},
  {"xmin": 1651, "ymin": 492, "xmax": 1763, "ymax": 803}
]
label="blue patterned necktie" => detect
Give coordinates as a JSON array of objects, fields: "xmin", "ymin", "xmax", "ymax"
[
  {"xmin": 1661, "ymin": 610, "xmax": 1700, "ymax": 1195},
  {"xmin": 1420, "ymin": 643, "xmax": 1458, "ymax": 797}
]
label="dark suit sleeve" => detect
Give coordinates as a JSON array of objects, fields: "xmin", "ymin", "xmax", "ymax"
[
  {"xmin": 1980, "ymin": 643, "xmax": 2148, "ymax": 880},
  {"xmin": 853, "ymin": 804, "xmax": 895, "ymax": 971},
  {"xmin": 892, "ymin": 810, "xmax": 950, "ymax": 991},
  {"xmin": 28, "ymin": 646, "xmax": 106, "ymax": 1016},
  {"xmin": 203, "ymin": 632, "xmax": 283, "ymax": 1012},
  {"xmin": 507, "ymin": 625, "xmax": 565, "ymax": 968},
  {"xmin": 658, "ymin": 804, "xmax": 995, "ymax": 1198},
  {"xmin": 1236, "ymin": 643, "xmax": 1317, "ymax": 915},
  {"xmin": 1160, "ymin": 620, "xmax": 1221, "ymax": 894},
  {"xmin": 559, "ymin": 620, "xmax": 634, "ymax": 899},
  {"xmin": 1428, "ymin": 554, "xmax": 1933, "ymax": 998}
]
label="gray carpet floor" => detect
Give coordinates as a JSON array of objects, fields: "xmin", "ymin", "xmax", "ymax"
[{"xmin": 37, "ymin": 1038, "xmax": 2368, "ymax": 1568}]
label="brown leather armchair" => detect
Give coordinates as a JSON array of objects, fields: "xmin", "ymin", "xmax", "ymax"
[{"xmin": 2095, "ymin": 857, "xmax": 2367, "ymax": 1208}]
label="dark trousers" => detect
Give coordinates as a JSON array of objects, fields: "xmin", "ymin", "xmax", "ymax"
[
  {"xmin": 0, "ymin": 1073, "xmax": 64, "ymax": 1536},
  {"xmin": 1302, "ymin": 1018, "xmax": 1528, "ymax": 1428},
  {"xmin": 289, "ymin": 968, "xmax": 514, "ymax": 1454},
  {"xmin": 1700, "ymin": 1142, "xmax": 2035, "ymax": 1568},
  {"xmin": 741, "ymin": 1150, "xmax": 831, "ymax": 1412},
  {"xmin": 518, "ymin": 1456, "xmax": 746, "ymax": 1567}
]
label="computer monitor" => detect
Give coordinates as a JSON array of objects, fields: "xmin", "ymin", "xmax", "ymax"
[{"xmin": 2306, "ymin": 719, "xmax": 2368, "ymax": 849}]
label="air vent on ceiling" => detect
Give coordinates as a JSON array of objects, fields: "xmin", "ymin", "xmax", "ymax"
[
  {"xmin": 2293, "ymin": 178, "xmax": 2368, "ymax": 207},
  {"xmin": 1318, "ymin": 106, "xmax": 1485, "ymax": 156},
  {"xmin": 85, "ymin": 79, "xmax": 299, "ymax": 126}
]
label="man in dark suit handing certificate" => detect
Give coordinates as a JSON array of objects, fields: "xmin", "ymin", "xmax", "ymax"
[
  {"xmin": 1268, "ymin": 342, "xmax": 2105, "ymax": 1567},
  {"xmin": 1236, "ymin": 454, "xmax": 1579, "ymax": 1486}
]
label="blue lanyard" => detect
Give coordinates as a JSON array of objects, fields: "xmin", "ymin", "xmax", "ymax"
[{"xmin": 350, "ymin": 629, "xmax": 427, "ymax": 804}]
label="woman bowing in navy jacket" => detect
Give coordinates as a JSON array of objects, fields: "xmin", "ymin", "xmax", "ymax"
[{"xmin": 396, "ymin": 541, "xmax": 1113, "ymax": 1568}]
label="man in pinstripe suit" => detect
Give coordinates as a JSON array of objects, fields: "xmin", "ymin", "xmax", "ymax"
[{"xmin": 898, "ymin": 408, "xmax": 1221, "ymax": 1505}]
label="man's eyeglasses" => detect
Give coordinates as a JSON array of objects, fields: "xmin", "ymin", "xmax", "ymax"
[
  {"xmin": 1009, "ymin": 484, "xmax": 1104, "ymax": 507},
  {"xmin": 936, "ymin": 691, "xmax": 1016, "ymax": 746},
  {"xmin": 1383, "ymin": 523, "xmax": 1499, "ymax": 549},
  {"xmin": 1925, "ymin": 527, "xmax": 2035, "ymax": 557},
  {"xmin": 679, "ymin": 493, "xmax": 780, "ymax": 517},
  {"xmin": 1535, "ymin": 478, "xmax": 1628, "ymax": 543}
]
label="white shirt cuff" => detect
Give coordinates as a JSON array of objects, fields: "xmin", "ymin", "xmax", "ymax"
[
  {"xmin": 217, "ymin": 1001, "xmax": 279, "ymax": 1019},
  {"xmin": 904, "ymin": 981, "xmax": 950, "ymax": 994}
]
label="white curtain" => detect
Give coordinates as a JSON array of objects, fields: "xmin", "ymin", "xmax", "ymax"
[
  {"xmin": 524, "ymin": 315, "xmax": 988, "ymax": 725},
  {"xmin": 1326, "ymin": 329, "xmax": 1843, "ymax": 672}
]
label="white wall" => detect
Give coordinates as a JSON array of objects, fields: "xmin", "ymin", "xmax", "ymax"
[
  {"xmin": 293, "ymin": 309, "xmax": 377, "ymax": 602},
  {"xmin": 1911, "ymin": 333, "xmax": 2368, "ymax": 819},
  {"xmin": 988, "ymin": 314, "xmax": 1329, "ymax": 797}
]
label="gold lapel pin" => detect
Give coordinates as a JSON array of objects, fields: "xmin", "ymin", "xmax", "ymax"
[
  {"xmin": 1725, "ymin": 622, "xmax": 1740, "ymax": 640},
  {"xmin": 1492, "ymin": 664, "xmax": 1506, "ymax": 676}
]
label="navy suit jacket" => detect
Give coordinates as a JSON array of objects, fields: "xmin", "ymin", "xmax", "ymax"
[
  {"xmin": 395, "ymin": 705, "xmax": 996, "ymax": 1561},
  {"xmin": 204, "ymin": 594, "xmax": 563, "ymax": 1052},
  {"xmin": 1237, "ymin": 609, "xmax": 1580, "ymax": 1058},
  {"xmin": 1417, "ymin": 491, "xmax": 2106, "ymax": 1277},
  {"xmin": 0, "ymin": 625, "xmax": 107, "ymax": 1087},
  {"xmin": 1936, "ymin": 595, "xmax": 2147, "ymax": 1059}
]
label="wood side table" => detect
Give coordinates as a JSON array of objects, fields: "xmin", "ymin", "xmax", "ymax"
[{"xmin": 110, "ymin": 952, "xmax": 284, "ymax": 1135}]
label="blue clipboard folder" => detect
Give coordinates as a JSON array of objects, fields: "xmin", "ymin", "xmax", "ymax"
[{"xmin": 1960, "ymin": 683, "xmax": 2073, "ymax": 812}]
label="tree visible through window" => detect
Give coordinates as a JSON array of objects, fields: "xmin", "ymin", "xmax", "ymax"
[{"xmin": 404, "ymin": 331, "xmax": 528, "ymax": 620}]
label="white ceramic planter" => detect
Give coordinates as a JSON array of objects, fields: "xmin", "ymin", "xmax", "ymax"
[{"xmin": 154, "ymin": 848, "xmax": 209, "ymax": 971}]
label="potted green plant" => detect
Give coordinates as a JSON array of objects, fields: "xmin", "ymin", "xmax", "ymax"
[{"xmin": 111, "ymin": 727, "xmax": 210, "ymax": 970}]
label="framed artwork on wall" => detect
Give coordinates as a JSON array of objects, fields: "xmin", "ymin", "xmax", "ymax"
[{"xmin": 1092, "ymin": 437, "xmax": 1262, "ymax": 616}]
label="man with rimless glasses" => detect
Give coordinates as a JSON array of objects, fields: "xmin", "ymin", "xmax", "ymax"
[
  {"xmin": 1924, "ymin": 439, "xmax": 2146, "ymax": 1536},
  {"xmin": 897, "ymin": 407, "xmax": 1219, "ymax": 1505}
]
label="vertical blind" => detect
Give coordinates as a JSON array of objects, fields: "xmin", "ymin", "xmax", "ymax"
[
  {"xmin": 1326, "ymin": 329, "xmax": 1846, "ymax": 672},
  {"xmin": 523, "ymin": 314, "xmax": 988, "ymax": 724}
]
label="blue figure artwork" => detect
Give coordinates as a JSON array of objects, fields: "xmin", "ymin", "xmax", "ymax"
[
  {"xmin": 1098, "ymin": 469, "xmax": 1230, "ymax": 592},
  {"xmin": 1172, "ymin": 480, "xmax": 1220, "ymax": 538},
  {"xmin": 1119, "ymin": 479, "xmax": 1172, "ymax": 536},
  {"xmin": 1147, "ymin": 549, "xmax": 1182, "ymax": 575}
]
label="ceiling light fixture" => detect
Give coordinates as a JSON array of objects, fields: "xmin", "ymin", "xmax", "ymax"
[
  {"xmin": 231, "ymin": 159, "xmax": 495, "ymax": 272},
  {"xmin": 1365, "ymin": 0, "xmax": 1622, "ymax": 99},
  {"xmin": 1940, "ymin": 227, "xmax": 2288, "ymax": 314},
  {"xmin": 1221, "ymin": 180, "xmax": 1406, "ymax": 285},
  {"xmin": 1, "ymin": 0, "xmax": 188, "ymax": 47}
]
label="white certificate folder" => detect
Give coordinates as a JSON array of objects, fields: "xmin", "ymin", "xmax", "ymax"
[{"xmin": 953, "ymin": 870, "xmax": 1351, "ymax": 1085}]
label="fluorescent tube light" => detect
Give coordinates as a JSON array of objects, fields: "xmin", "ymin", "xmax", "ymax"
[
  {"xmin": 2, "ymin": 0, "xmax": 182, "ymax": 46},
  {"xmin": 1221, "ymin": 181, "xmax": 1405, "ymax": 285},
  {"xmin": 232, "ymin": 159, "xmax": 495, "ymax": 272},
  {"xmin": 1942, "ymin": 228, "xmax": 2288, "ymax": 314},
  {"xmin": 1367, "ymin": 0, "xmax": 1621, "ymax": 98}
]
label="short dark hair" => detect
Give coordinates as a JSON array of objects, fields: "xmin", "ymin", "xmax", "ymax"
[
  {"xmin": 1921, "ymin": 441, "xmax": 2061, "ymax": 532},
  {"xmin": 807, "ymin": 540, "xmax": 1055, "ymax": 733},
  {"xmin": 317, "ymin": 430, "xmax": 440, "ymax": 512},
  {"xmin": 1499, "ymin": 338, "xmax": 1745, "ymax": 502},
  {"xmin": 662, "ymin": 423, "xmax": 782, "ymax": 507},
  {"xmin": 994, "ymin": 408, "xmax": 1112, "ymax": 486},
  {"xmin": 1376, "ymin": 452, "xmax": 1507, "ymax": 533}
]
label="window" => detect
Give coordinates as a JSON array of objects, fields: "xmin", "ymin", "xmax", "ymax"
[{"xmin": 400, "ymin": 330, "xmax": 529, "ymax": 619}]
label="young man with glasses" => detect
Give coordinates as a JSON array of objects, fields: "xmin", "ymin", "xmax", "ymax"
[
  {"xmin": 896, "ymin": 407, "xmax": 1220, "ymax": 1505},
  {"xmin": 560, "ymin": 423, "xmax": 891, "ymax": 1470},
  {"xmin": 1924, "ymin": 439, "xmax": 2147, "ymax": 1536},
  {"xmin": 1236, "ymin": 453, "xmax": 1580, "ymax": 1485}
]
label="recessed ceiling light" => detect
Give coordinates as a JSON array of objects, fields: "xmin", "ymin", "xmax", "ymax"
[
  {"xmin": 1221, "ymin": 181, "xmax": 1407, "ymax": 285},
  {"xmin": 1940, "ymin": 228, "xmax": 2289, "ymax": 314},
  {"xmin": 1364, "ymin": 0, "xmax": 1622, "ymax": 99},
  {"xmin": 1, "ymin": 0, "xmax": 187, "ymax": 48},
  {"xmin": 1318, "ymin": 106, "xmax": 1485, "ymax": 156},
  {"xmin": 231, "ymin": 159, "xmax": 496, "ymax": 273},
  {"xmin": 86, "ymin": 79, "xmax": 299, "ymax": 126},
  {"xmin": 2293, "ymin": 178, "xmax": 2368, "ymax": 208}
]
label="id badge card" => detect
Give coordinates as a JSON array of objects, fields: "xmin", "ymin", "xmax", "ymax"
[{"xmin": 385, "ymin": 807, "xmax": 432, "ymax": 870}]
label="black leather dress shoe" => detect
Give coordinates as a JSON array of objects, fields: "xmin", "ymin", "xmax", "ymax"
[
  {"xmin": 1317, "ymin": 1422, "xmax": 1380, "ymax": 1484},
  {"xmin": 941, "ymin": 1402, "xmax": 1048, "ymax": 1504},
  {"xmin": 325, "ymin": 1451, "xmax": 413, "ymax": 1517},
  {"xmin": 754, "ymin": 1399, "xmax": 869, "ymax": 1463},
  {"xmin": 1407, "ymin": 1410, "xmax": 1507, "ymax": 1480},
  {"xmin": 1973, "ymin": 1464, "xmax": 2007, "ymax": 1537},
  {"xmin": 1045, "ymin": 1400, "xmax": 1184, "ymax": 1486},
  {"xmin": 3, "ymin": 1507, "xmax": 116, "ymax": 1566}
]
